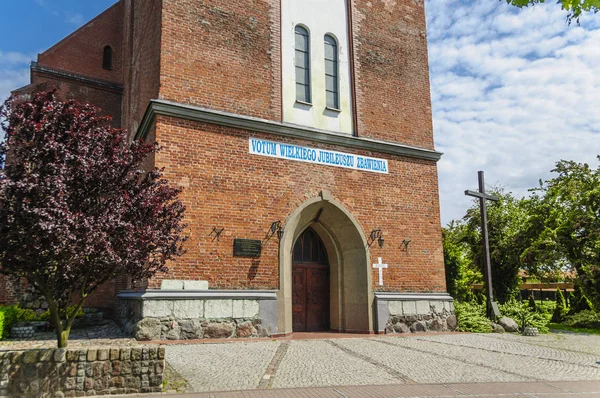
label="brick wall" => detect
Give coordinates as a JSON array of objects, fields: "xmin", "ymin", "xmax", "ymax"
[
  {"xmin": 158, "ymin": 0, "xmax": 280, "ymax": 121},
  {"xmin": 26, "ymin": 74, "xmax": 123, "ymax": 126},
  {"xmin": 149, "ymin": 116, "xmax": 445, "ymax": 293},
  {"xmin": 7, "ymin": 0, "xmax": 444, "ymax": 302},
  {"xmin": 37, "ymin": 1, "xmax": 124, "ymax": 85},
  {"xmin": 156, "ymin": 0, "xmax": 434, "ymax": 148},
  {"xmin": 0, "ymin": 276, "xmax": 21, "ymax": 306},
  {"xmin": 122, "ymin": 0, "xmax": 162, "ymax": 133},
  {"xmin": 351, "ymin": 0, "xmax": 435, "ymax": 149}
]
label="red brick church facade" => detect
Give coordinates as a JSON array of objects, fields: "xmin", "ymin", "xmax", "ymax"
[{"xmin": 6, "ymin": 0, "xmax": 454, "ymax": 338}]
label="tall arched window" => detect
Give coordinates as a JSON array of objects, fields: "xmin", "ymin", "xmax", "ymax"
[
  {"xmin": 102, "ymin": 46, "xmax": 113, "ymax": 70},
  {"xmin": 324, "ymin": 35, "xmax": 339, "ymax": 109},
  {"xmin": 295, "ymin": 25, "xmax": 311, "ymax": 103}
]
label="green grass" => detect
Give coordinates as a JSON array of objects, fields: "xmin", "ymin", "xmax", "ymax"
[{"xmin": 548, "ymin": 323, "xmax": 600, "ymax": 335}]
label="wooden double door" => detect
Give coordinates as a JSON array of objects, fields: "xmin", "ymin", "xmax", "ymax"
[{"xmin": 292, "ymin": 227, "xmax": 330, "ymax": 332}]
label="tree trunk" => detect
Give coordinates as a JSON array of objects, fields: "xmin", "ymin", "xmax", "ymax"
[
  {"xmin": 61, "ymin": 299, "xmax": 86, "ymax": 348},
  {"xmin": 48, "ymin": 301, "xmax": 68, "ymax": 348},
  {"xmin": 43, "ymin": 285, "xmax": 88, "ymax": 348},
  {"xmin": 59, "ymin": 329, "xmax": 70, "ymax": 348}
]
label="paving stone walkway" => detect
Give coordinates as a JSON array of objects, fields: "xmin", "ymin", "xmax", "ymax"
[
  {"xmin": 166, "ymin": 332, "xmax": 600, "ymax": 393},
  {"xmin": 133, "ymin": 380, "xmax": 600, "ymax": 397},
  {"xmin": 0, "ymin": 321, "xmax": 135, "ymax": 350}
]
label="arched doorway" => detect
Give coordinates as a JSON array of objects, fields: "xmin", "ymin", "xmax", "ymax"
[
  {"xmin": 278, "ymin": 192, "xmax": 373, "ymax": 335},
  {"xmin": 292, "ymin": 227, "xmax": 330, "ymax": 332}
]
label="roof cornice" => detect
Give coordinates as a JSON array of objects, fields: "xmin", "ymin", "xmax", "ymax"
[
  {"xmin": 31, "ymin": 62, "xmax": 123, "ymax": 93},
  {"xmin": 135, "ymin": 99, "xmax": 443, "ymax": 162}
]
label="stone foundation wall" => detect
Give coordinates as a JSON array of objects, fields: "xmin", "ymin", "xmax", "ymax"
[
  {"xmin": 385, "ymin": 311, "xmax": 457, "ymax": 334},
  {"xmin": 118, "ymin": 290, "xmax": 278, "ymax": 341},
  {"xmin": 19, "ymin": 286, "xmax": 49, "ymax": 314},
  {"xmin": 134, "ymin": 317, "xmax": 270, "ymax": 341},
  {"xmin": 375, "ymin": 293, "xmax": 456, "ymax": 334},
  {"xmin": 0, "ymin": 346, "xmax": 165, "ymax": 398}
]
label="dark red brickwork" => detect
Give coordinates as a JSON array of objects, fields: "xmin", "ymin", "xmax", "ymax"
[
  {"xmin": 9, "ymin": 0, "xmax": 446, "ymax": 304},
  {"xmin": 151, "ymin": 0, "xmax": 433, "ymax": 148},
  {"xmin": 0, "ymin": 276, "xmax": 21, "ymax": 305},
  {"xmin": 37, "ymin": 1, "xmax": 124, "ymax": 84},
  {"xmin": 24, "ymin": 74, "xmax": 123, "ymax": 126},
  {"xmin": 122, "ymin": 0, "xmax": 162, "ymax": 133},
  {"xmin": 350, "ymin": 0, "xmax": 434, "ymax": 149},
  {"xmin": 158, "ymin": 0, "xmax": 281, "ymax": 121},
  {"xmin": 148, "ymin": 116, "xmax": 445, "ymax": 292}
]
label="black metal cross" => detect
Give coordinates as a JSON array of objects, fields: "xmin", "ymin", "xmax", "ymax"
[{"xmin": 465, "ymin": 171, "xmax": 500, "ymax": 319}]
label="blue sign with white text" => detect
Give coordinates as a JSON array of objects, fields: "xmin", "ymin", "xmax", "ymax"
[{"xmin": 248, "ymin": 138, "xmax": 388, "ymax": 174}]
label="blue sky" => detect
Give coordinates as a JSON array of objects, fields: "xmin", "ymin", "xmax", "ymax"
[{"xmin": 1, "ymin": 1, "xmax": 599, "ymax": 225}]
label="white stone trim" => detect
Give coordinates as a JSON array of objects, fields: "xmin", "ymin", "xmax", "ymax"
[
  {"xmin": 118, "ymin": 290, "xmax": 278, "ymax": 301},
  {"xmin": 374, "ymin": 292, "xmax": 453, "ymax": 302}
]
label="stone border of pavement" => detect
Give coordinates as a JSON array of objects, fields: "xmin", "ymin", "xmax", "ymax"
[{"xmin": 123, "ymin": 380, "xmax": 600, "ymax": 397}]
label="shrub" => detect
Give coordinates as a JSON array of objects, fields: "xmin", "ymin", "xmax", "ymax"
[
  {"xmin": 0, "ymin": 307, "xmax": 15, "ymax": 340},
  {"xmin": 38, "ymin": 305, "xmax": 84, "ymax": 323},
  {"xmin": 568, "ymin": 291, "xmax": 575, "ymax": 308},
  {"xmin": 528, "ymin": 294, "xmax": 537, "ymax": 311},
  {"xmin": 536, "ymin": 299, "xmax": 556, "ymax": 317},
  {"xmin": 564, "ymin": 310, "xmax": 600, "ymax": 330},
  {"xmin": 499, "ymin": 300, "xmax": 550, "ymax": 333},
  {"xmin": 551, "ymin": 289, "xmax": 567, "ymax": 323},
  {"xmin": 569, "ymin": 286, "xmax": 593, "ymax": 315},
  {"xmin": 0, "ymin": 305, "xmax": 36, "ymax": 339},
  {"xmin": 454, "ymin": 301, "xmax": 492, "ymax": 333}
]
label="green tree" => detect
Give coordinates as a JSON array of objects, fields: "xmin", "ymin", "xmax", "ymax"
[
  {"xmin": 523, "ymin": 158, "xmax": 600, "ymax": 310},
  {"xmin": 506, "ymin": 0, "xmax": 600, "ymax": 24},
  {"xmin": 462, "ymin": 189, "xmax": 530, "ymax": 303},
  {"xmin": 569, "ymin": 285, "xmax": 594, "ymax": 314},
  {"xmin": 551, "ymin": 288, "xmax": 567, "ymax": 322},
  {"xmin": 442, "ymin": 221, "xmax": 482, "ymax": 302},
  {"xmin": 528, "ymin": 293, "xmax": 537, "ymax": 311}
]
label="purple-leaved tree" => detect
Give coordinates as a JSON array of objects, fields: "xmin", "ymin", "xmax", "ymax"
[{"xmin": 0, "ymin": 91, "xmax": 187, "ymax": 347}]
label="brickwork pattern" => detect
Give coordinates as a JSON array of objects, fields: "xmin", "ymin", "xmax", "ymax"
[
  {"xmin": 149, "ymin": 116, "xmax": 445, "ymax": 292},
  {"xmin": 10, "ymin": 0, "xmax": 445, "ymax": 307},
  {"xmin": 0, "ymin": 346, "xmax": 165, "ymax": 397},
  {"xmin": 159, "ymin": 0, "xmax": 278, "ymax": 121},
  {"xmin": 0, "ymin": 276, "xmax": 21, "ymax": 306},
  {"xmin": 122, "ymin": 0, "xmax": 162, "ymax": 133},
  {"xmin": 351, "ymin": 0, "xmax": 434, "ymax": 148},
  {"xmin": 36, "ymin": 1, "xmax": 124, "ymax": 84},
  {"xmin": 154, "ymin": 0, "xmax": 435, "ymax": 148},
  {"xmin": 25, "ymin": 75, "xmax": 123, "ymax": 127}
]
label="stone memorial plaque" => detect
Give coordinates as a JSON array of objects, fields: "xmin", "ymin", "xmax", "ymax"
[{"xmin": 233, "ymin": 239, "xmax": 262, "ymax": 257}]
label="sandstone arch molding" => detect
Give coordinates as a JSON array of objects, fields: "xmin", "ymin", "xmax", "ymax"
[{"xmin": 277, "ymin": 191, "xmax": 373, "ymax": 334}]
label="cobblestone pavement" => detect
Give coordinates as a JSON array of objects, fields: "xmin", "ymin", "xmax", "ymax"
[
  {"xmin": 166, "ymin": 332, "xmax": 600, "ymax": 393},
  {"xmin": 490, "ymin": 330, "xmax": 600, "ymax": 356},
  {"xmin": 129, "ymin": 380, "xmax": 600, "ymax": 398},
  {"xmin": 0, "ymin": 320, "xmax": 134, "ymax": 350}
]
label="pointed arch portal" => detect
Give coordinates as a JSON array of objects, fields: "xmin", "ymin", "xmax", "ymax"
[{"xmin": 278, "ymin": 192, "xmax": 373, "ymax": 334}]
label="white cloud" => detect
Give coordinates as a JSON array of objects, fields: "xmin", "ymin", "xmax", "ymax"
[
  {"xmin": 65, "ymin": 12, "xmax": 85, "ymax": 26},
  {"xmin": 0, "ymin": 51, "xmax": 31, "ymax": 122},
  {"xmin": 425, "ymin": 0, "xmax": 600, "ymax": 225},
  {"xmin": 0, "ymin": 51, "xmax": 34, "ymax": 65}
]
